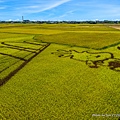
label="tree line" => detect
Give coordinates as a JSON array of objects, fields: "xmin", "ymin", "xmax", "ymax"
[{"xmin": 0, "ymin": 20, "xmax": 120, "ymax": 24}]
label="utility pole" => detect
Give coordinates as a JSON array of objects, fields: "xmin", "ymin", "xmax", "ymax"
[{"xmin": 22, "ymin": 16, "xmax": 24, "ymax": 21}]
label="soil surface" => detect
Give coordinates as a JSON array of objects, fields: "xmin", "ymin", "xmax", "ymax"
[{"xmin": 109, "ymin": 25, "xmax": 120, "ymax": 30}]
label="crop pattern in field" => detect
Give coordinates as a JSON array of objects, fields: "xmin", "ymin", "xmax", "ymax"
[
  {"xmin": 0, "ymin": 24, "xmax": 120, "ymax": 120},
  {"xmin": 0, "ymin": 40, "xmax": 50, "ymax": 86},
  {"xmin": 52, "ymin": 48, "xmax": 120, "ymax": 72}
]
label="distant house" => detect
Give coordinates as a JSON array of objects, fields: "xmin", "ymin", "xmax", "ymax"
[{"xmin": 23, "ymin": 20, "xmax": 30, "ymax": 23}]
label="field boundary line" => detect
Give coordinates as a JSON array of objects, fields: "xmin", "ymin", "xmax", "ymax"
[{"xmin": 0, "ymin": 43, "xmax": 50, "ymax": 86}]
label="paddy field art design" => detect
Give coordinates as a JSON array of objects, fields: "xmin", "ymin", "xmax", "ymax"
[
  {"xmin": 52, "ymin": 49, "xmax": 120, "ymax": 72},
  {"xmin": 0, "ymin": 24, "xmax": 120, "ymax": 120}
]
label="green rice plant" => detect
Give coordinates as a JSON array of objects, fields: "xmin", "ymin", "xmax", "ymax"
[
  {"xmin": 0, "ymin": 60, "xmax": 24, "ymax": 80},
  {"xmin": 0, "ymin": 27, "xmax": 65, "ymax": 35},
  {"xmin": 39, "ymin": 24, "xmax": 119, "ymax": 31},
  {"xmin": 0, "ymin": 44, "xmax": 120, "ymax": 119},
  {"xmin": 1, "ymin": 24, "xmax": 118, "ymax": 36},
  {"xmin": 0, "ymin": 38, "xmax": 50, "ymax": 85},
  {"xmin": 34, "ymin": 32, "xmax": 120, "ymax": 49},
  {"xmin": 0, "ymin": 24, "xmax": 120, "ymax": 120},
  {"xmin": 0, "ymin": 33, "xmax": 29, "ymax": 39},
  {"xmin": 18, "ymin": 23, "xmax": 118, "ymax": 31},
  {"xmin": 6, "ymin": 42, "xmax": 43, "ymax": 50}
]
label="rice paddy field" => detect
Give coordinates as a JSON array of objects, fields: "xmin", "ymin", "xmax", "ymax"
[{"xmin": 0, "ymin": 23, "xmax": 120, "ymax": 120}]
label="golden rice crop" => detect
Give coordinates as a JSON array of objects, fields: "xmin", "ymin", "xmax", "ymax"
[
  {"xmin": 0, "ymin": 23, "xmax": 120, "ymax": 119},
  {"xmin": 34, "ymin": 31, "xmax": 120, "ymax": 49}
]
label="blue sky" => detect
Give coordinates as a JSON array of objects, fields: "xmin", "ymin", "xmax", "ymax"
[{"xmin": 0, "ymin": 0, "xmax": 120, "ymax": 21}]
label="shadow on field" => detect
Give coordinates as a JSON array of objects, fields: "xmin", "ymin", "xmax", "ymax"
[
  {"xmin": 0, "ymin": 41, "xmax": 50, "ymax": 86},
  {"xmin": 52, "ymin": 49, "xmax": 120, "ymax": 72}
]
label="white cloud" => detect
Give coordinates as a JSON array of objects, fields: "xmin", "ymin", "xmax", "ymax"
[
  {"xmin": 41, "ymin": 0, "xmax": 71, "ymax": 11},
  {"xmin": 1, "ymin": 0, "xmax": 120, "ymax": 20},
  {"xmin": 58, "ymin": 10, "xmax": 75, "ymax": 18},
  {"xmin": 15, "ymin": 0, "xmax": 71, "ymax": 14}
]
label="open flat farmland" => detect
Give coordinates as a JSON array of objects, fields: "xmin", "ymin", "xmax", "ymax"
[{"xmin": 0, "ymin": 24, "xmax": 120, "ymax": 120}]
